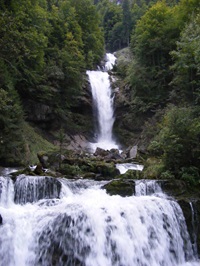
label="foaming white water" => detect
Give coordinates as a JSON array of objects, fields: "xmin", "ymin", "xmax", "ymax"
[
  {"xmin": 105, "ymin": 53, "xmax": 116, "ymax": 71},
  {"xmin": 14, "ymin": 175, "xmax": 61, "ymax": 204},
  {"xmin": 135, "ymin": 180, "xmax": 163, "ymax": 196},
  {"xmin": 87, "ymin": 53, "xmax": 118, "ymax": 152},
  {"xmin": 116, "ymin": 163, "xmax": 144, "ymax": 174},
  {"xmin": 0, "ymin": 173, "xmax": 199, "ymax": 266},
  {"xmin": 0, "ymin": 176, "xmax": 14, "ymax": 207}
]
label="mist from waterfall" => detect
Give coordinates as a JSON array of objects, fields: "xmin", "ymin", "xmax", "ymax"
[{"xmin": 87, "ymin": 53, "xmax": 119, "ymax": 152}]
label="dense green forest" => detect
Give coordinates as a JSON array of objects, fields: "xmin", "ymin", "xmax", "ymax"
[
  {"xmin": 0, "ymin": 0, "xmax": 200, "ymax": 185},
  {"xmin": 0, "ymin": 0, "xmax": 105, "ymax": 164}
]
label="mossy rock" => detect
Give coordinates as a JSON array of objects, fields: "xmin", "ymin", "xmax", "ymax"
[
  {"xmin": 160, "ymin": 180, "xmax": 187, "ymax": 197},
  {"xmin": 119, "ymin": 169, "xmax": 144, "ymax": 179},
  {"xmin": 88, "ymin": 161, "xmax": 120, "ymax": 179},
  {"xmin": 102, "ymin": 179, "xmax": 135, "ymax": 197},
  {"xmin": 60, "ymin": 164, "xmax": 83, "ymax": 178},
  {"xmin": 38, "ymin": 151, "xmax": 62, "ymax": 169}
]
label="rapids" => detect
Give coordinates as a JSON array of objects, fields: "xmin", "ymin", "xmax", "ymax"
[{"xmin": 0, "ymin": 169, "xmax": 199, "ymax": 266}]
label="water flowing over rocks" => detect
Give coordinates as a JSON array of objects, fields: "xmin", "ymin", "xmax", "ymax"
[
  {"xmin": 1, "ymin": 50, "xmax": 200, "ymax": 264},
  {"xmin": 0, "ymin": 169, "xmax": 198, "ymax": 266},
  {"xmin": 14, "ymin": 175, "xmax": 61, "ymax": 204},
  {"xmin": 0, "ymin": 168, "xmax": 200, "ymax": 265}
]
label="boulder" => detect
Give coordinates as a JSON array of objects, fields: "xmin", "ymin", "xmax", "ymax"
[
  {"xmin": 37, "ymin": 151, "xmax": 50, "ymax": 168},
  {"xmin": 94, "ymin": 147, "xmax": 110, "ymax": 157},
  {"xmin": 88, "ymin": 161, "xmax": 120, "ymax": 179},
  {"xmin": 120, "ymin": 169, "xmax": 144, "ymax": 179},
  {"xmin": 161, "ymin": 180, "xmax": 187, "ymax": 197},
  {"xmin": 105, "ymin": 149, "xmax": 122, "ymax": 160},
  {"xmin": 102, "ymin": 179, "xmax": 135, "ymax": 197},
  {"xmin": 129, "ymin": 145, "xmax": 138, "ymax": 159},
  {"xmin": 178, "ymin": 200, "xmax": 200, "ymax": 256},
  {"xmin": 65, "ymin": 135, "xmax": 89, "ymax": 151}
]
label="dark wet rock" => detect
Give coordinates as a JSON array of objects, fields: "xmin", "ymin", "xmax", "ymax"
[
  {"xmin": 158, "ymin": 179, "xmax": 200, "ymax": 257},
  {"xmin": 94, "ymin": 147, "xmax": 110, "ymax": 157},
  {"xmin": 178, "ymin": 200, "xmax": 200, "ymax": 257},
  {"xmin": 102, "ymin": 179, "xmax": 135, "ymax": 197},
  {"xmin": 37, "ymin": 152, "xmax": 49, "ymax": 168},
  {"xmin": 160, "ymin": 180, "xmax": 187, "ymax": 197},
  {"xmin": 105, "ymin": 149, "xmax": 122, "ymax": 160},
  {"xmin": 14, "ymin": 175, "xmax": 62, "ymax": 204},
  {"xmin": 0, "ymin": 214, "xmax": 2, "ymax": 225},
  {"xmin": 94, "ymin": 148, "xmax": 123, "ymax": 160},
  {"xmin": 37, "ymin": 151, "xmax": 51, "ymax": 168},
  {"xmin": 34, "ymin": 164, "xmax": 44, "ymax": 175}
]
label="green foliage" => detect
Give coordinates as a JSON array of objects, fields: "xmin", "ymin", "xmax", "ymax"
[
  {"xmin": 70, "ymin": 0, "xmax": 104, "ymax": 67},
  {"xmin": 115, "ymin": 47, "xmax": 133, "ymax": 77},
  {"xmin": 170, "ymin": 13, "xmax": 200, "ymax": 104},
  {"xmin": 180, "ymin": 166, "xmax": 200, "ymax": 186},
  {"xmin": 0, "ymin": 88, "xmax": 24, "ymax": 165},
  {"xmin": 148, "ymin": 105, "xmax": 200, "ymax": 184},
  {"xmin": 100, "ymin": 0, "xmax": 123, "ymax": 51},
  {"xmin": 97, "ymin": 0, "xmax": 147, "ymax": 52},
  {"xmin": 127, "ymin": 0, "xmax": 197, "ymax": 107},
  {"xmin": 0, "ymin": 0, "xmax": 105, "ymax": 165},
  {"xmin": 22, "ymin": 123, "xmax": 56, "ymax": 165}
]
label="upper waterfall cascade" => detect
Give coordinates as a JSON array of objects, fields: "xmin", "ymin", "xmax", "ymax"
[
  {"xmin": 0, "ymin": 170, "xmax": 199, "ymax": 266},
  {"xmin": 87, "ymin": 53, "xmax": 119, "ymax": 152}
]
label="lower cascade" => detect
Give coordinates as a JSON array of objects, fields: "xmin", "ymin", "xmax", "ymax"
[{"xmin": 0, "ymin": 170, "xmax": 199, "ymax": 266}]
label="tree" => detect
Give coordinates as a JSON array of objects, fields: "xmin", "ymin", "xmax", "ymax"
[
  {"xmin": 170, "ymin": 13, "xmax": 200, "ymax": 104},
  {"xmin": 69, "ymin": 0, "xmax": 104, "ymax": 68},
  {"xmin": 129, "ymin": 1, "xmax": 180, "ymax": 104},
  {"xmin": 122, "ymin": 0, "xmax": 132, "ymax": 46},
  {"xmin": 148, "ymin": 105, "xmax": 200, "ymax": 183},
  {"xmin": 100, "ymin": 0, "xmax": 123, "ymax": 51},
  {"xmin": 0, "ymin": 88, "xmax": 25, "ymax": 165}
]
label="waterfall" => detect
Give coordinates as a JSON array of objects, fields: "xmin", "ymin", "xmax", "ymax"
[
  {"xmin": 87, "ymin": 53, "xmax": 119, "ymax": 152},
  {"xmin": 135, "ymin": 180, "xmax": 163, "ymax": 196},
  {"xmin": 189, "ymin": 202, "xmax": 199, "ymax": 258},
  {"xmin": 14, "ymin": 175, "xmax": 61, "ymax": 204},
  {"xmin": 0, "ymin": 170, "xmax": 199, "ymax": 266}
]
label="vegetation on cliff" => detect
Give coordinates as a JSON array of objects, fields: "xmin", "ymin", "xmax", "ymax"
[
  {"xmin": 112, "ymin": 0, "xmax": 200, "ymax": 185},
  {"xmin": 0, "ymin": 0, "xmax": 104, "ymax": 165}
]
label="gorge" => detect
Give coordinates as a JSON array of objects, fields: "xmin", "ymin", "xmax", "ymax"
[{"xmin": 0, "ymin": 54, "xmax": 199, "ymax": 266}]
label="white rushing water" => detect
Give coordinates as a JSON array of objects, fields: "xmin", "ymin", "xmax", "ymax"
[
  {"xmin": 116, "ymin": 163, "xmax": 144, "ymax": 174},
  {"xmin": 87, "ymin": 53, "xmax": 119, "ymax": 152},
  {"xmin": 0, "ymin": 170, "xmax": 199, "ymax": 266}
]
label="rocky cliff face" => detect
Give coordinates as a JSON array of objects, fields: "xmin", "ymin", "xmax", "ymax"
[{"xmin": 23, "ymin": 76, "xmax": 94, "ymax": 142}]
